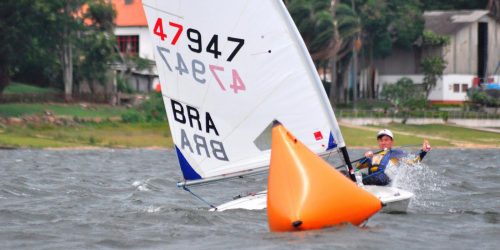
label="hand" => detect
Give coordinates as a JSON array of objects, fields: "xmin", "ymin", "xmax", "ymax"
[
  {"xmin": 364, "ymin": 151, "xmax": 374, "ymax": 158},
  {"xmin": 422, "ymin": 139, "xmax": 431, "ymax": 152}
]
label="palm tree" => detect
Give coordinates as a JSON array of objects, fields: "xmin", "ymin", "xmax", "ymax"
[
  {"xmin": 287, "ymin": 0, "xmax": 334, "ymax": 61},
  {"xmin": 287, "ymin": 0, "xmax": 360, "ymax": 105},
  {"xmin": 330, "ymin": 2, "xmax": 361, "ymax": 105}
]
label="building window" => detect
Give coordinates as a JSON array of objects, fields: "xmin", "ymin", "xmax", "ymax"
[
  {"xmin": 117, "ymin": 35, "xmax": 139, "ymax": 55},
  {"xmin": 453, "ymin": 83, "xmax": 460, "ymax": 93},
  {"xmin": 461, "ymin": 84, "xmax": 468, "ymax": 92}
]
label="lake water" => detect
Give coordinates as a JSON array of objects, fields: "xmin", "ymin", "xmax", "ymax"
[{"xmin": 0, "ymin": 149, "xmax": 498, "ymax": 249}]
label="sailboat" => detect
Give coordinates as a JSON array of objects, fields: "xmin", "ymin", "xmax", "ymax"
[{"xmin": 141, "ymin": 0, "xmax": 413, "ymax": 217}]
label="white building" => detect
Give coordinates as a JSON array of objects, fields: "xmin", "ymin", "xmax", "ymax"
[
  {"xmin": 113, "ymin": 0, "xmax": 159, "ymax": 92},
  {"xmin": 375, "ymin": 10, "xmax": 500, "ymax": 104}
]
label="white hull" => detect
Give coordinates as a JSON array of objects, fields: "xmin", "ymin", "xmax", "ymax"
[
  {"xmin": 363, "ymin": 185, "xmax": 414, "ymax": 213},
  {"xmin": 212, "ymin": 186, "xmax": 414, "ymax": 213}
]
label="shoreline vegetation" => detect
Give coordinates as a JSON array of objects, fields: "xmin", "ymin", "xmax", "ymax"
[
  {"xmin": 1, "ymin": 119, "xmax": 499, "ymax": 150},
  {"xmin": 1, "ymin": 102, "xmax": 499, "ymax": 150}
]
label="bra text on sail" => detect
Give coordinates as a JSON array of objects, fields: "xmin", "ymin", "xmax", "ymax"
[{"xmin": 171, "ymin": 100, "xmax": 228, "ymax": 161}]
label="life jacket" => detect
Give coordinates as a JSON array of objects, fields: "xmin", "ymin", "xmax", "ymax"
[{"xmin": 368, "ymin": 150, "xmax": 396, "ymax": 174}]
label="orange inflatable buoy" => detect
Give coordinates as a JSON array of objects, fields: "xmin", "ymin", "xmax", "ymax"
[{"xmin": 267, "ymin": 123, "xmax": 382, "ymax": 232}]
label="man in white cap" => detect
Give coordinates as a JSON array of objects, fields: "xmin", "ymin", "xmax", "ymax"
[{"xmin": 356, "ymin": 129, "xmax": 431, "ymax": 186}]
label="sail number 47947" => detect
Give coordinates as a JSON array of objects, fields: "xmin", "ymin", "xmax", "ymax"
[
  {"xmin": 153, "ymin": 18, "xmax": 246, "ymax": 94},
  {"xmin": 153, "ymin": 18, "xmax": 245, "ymax": 62}
]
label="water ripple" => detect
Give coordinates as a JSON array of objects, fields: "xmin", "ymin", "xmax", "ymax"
[{"xmin": 0, "ymin": 149, "xmax": 498, "ymax": 249}]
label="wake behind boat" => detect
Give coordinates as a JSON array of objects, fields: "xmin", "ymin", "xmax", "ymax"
[{"xmin": 141, "ymin": 0, "xmax": 414, "ymax": 228}]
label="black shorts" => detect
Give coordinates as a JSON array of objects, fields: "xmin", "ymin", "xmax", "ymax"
[{"xmin": 362, "ymin": 172, "xmax": 390, "ymax": 186}]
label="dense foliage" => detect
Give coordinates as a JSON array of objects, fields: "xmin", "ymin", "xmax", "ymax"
[
  {"xmin": 355, "ymin": 0, "xmax": 424, "ymax": 58},
  {"xmin": 380, "ymin": 77, "xmax": 427, "ymax": 110},
  {"xmin": 0, "ymin": 0, "xmax": 116, "ymax": 96},
  {"xmin": 2, "ymin": 0, "xmax": 495, "ymax": 106},
  {"xmin": 468, "ymin": 88, "xmax": 500, "ymax": 108},
  {"xmin": 422, "ymin": 31, "xmax": 451, "ymax": 47},
  {"xmin": 421, "ymin": 57, "xmax": 448, "ymax": 98},
  {"xmin": 121, "ymin": 92, "xmax": 167, "ymax": 123}
]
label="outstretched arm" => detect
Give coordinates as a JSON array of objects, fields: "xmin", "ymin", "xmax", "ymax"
[{"xmin": 415, "ymin": 139, "xmax": 431, "ymax": 162}]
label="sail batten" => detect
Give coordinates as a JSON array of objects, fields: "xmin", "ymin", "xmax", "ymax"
[{"xmin": 142, "ymin": 0, "xmax": 346, "ymax": 182}]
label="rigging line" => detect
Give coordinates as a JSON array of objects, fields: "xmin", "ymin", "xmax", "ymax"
[
  {"xmin": 182, "ymin": 186, "xmax": 217, "ymax": 210},
  {"xmin": 326, "ymin": 149, "xmax": 336, "ymax": 162}
]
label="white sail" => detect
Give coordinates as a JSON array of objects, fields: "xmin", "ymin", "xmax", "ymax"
[{"xmin": 142, "ymin": 0, "xmax": 345, "ymax": 181}]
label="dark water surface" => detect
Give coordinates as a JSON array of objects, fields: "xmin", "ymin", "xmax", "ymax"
[{"xmin": 0, "ymin": 149, "xmax": 499, "ymax": 249}]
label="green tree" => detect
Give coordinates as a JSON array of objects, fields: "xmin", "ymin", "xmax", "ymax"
[
  {"xmin": 75, "ymin": 0, "xmax": 117, "ymax": 94},
  {"xmin": 353, "ymin": 0, "xmax": 423, "ymax": 99},
  {"xmin": 420, "ymin": 31, "xmax": 449, "ymax": 98},
  {"xmin": 326, "ymin": 1, "xmax": 361, "ymax": 105},
  {"xmin": 287, "ymin": 0, "xmax": 361, "ymax": 105},
  {"xmin": 421, "ymin": 57, "xmax": 447, "ymax": 98},
  {"xmin": 287, "ymin": 0, "xmax": 334, "ymax": 60},
  {"xmin": 39, "ymin": 0, "xmax": 88, "ymax": 101},
  {"xmin": 1, "ymin": 0, "xmax": 116, "ymax": 100},
  {"xmin": 380, "ymin": 77, "xmax": 427, "ymax": 111},
  {"xmin": 468, "ymin": 88, "xmax": 500, "ymax": 109},
  {"xmin": 356, "ymin": 0, "xmax": 423, "ymax": 58},
  {"xmin": 0, "ymin": 0, "xmax": 44, "ymax": 94}
]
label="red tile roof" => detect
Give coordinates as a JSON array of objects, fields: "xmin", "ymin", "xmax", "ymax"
[{"xmin": 113, "ymin": 0, "xmax": 147, "ymax": 27}]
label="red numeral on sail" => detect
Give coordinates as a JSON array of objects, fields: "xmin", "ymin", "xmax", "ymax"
[
  {"xmin": 209, "ymin": 66, "xmax": 246, "ymax": 94},
  {"xmin": 229, "ymin": 69, "xmax": 245, "ymax": 94},
  {"xmin": 169, "ymin": 21, "xmax": 183, "ymax": 45},
  {"xmin": 153, "ymin": 18, "xmax": 167, "ymax": 41},
  {"xmin": 154, "ymin": 18, "xmax": 184, "ymax": 45},
  {"xmin": 209, "ymin": 65, "xmax": 226, "ymax": 91}
]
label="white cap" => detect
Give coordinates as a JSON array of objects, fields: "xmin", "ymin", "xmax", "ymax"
[{"xmin": 377, "ymin": 129, "xmax": 394, "ymax": 139}]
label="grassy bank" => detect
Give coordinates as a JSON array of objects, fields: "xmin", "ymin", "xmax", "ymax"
[
  {"xmin": 372, "ymin": 124, "xmax": 500, "ymax": 147},
  {"xmin": 3, "ymin": 82, "xmax": 60, "ymax": 94},
  {"xmin": 1, "ymin": 100, "xmax": 498, "ymax": 149},
  {"xmin": 0, "ymin": 103, "xmax": 128, "ymax": 118},
  {"xmin": 0, "ymin": 122, "xmax": 172, "ymax": 148},
  {"xmin": 0, "ymin": 121, "xmax": 498, "ymax": 149},
  {"xmin": 341, "ymin": 125, "xmax": 455, "ymax": 148},
  {"xmin": 342, "ymin": 123, "xmax": 500, "ymax": 148}
]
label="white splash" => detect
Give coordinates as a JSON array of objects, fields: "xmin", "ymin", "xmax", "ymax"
[
  {"xmin": 132, "ymin": 180, "xmax": 150, "ymax": 191},
  {"xmin": 387, "ymin": 155, "xmax": 448, "ymax": 210},
  {"xmin": 144, "ymin": 205, "xmax": 161, "ymax": 213}
]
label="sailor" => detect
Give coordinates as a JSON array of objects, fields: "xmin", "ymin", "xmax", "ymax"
[{"xmin": 356, "ymin": 129, "xmax": 431, "ymax": 186}]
